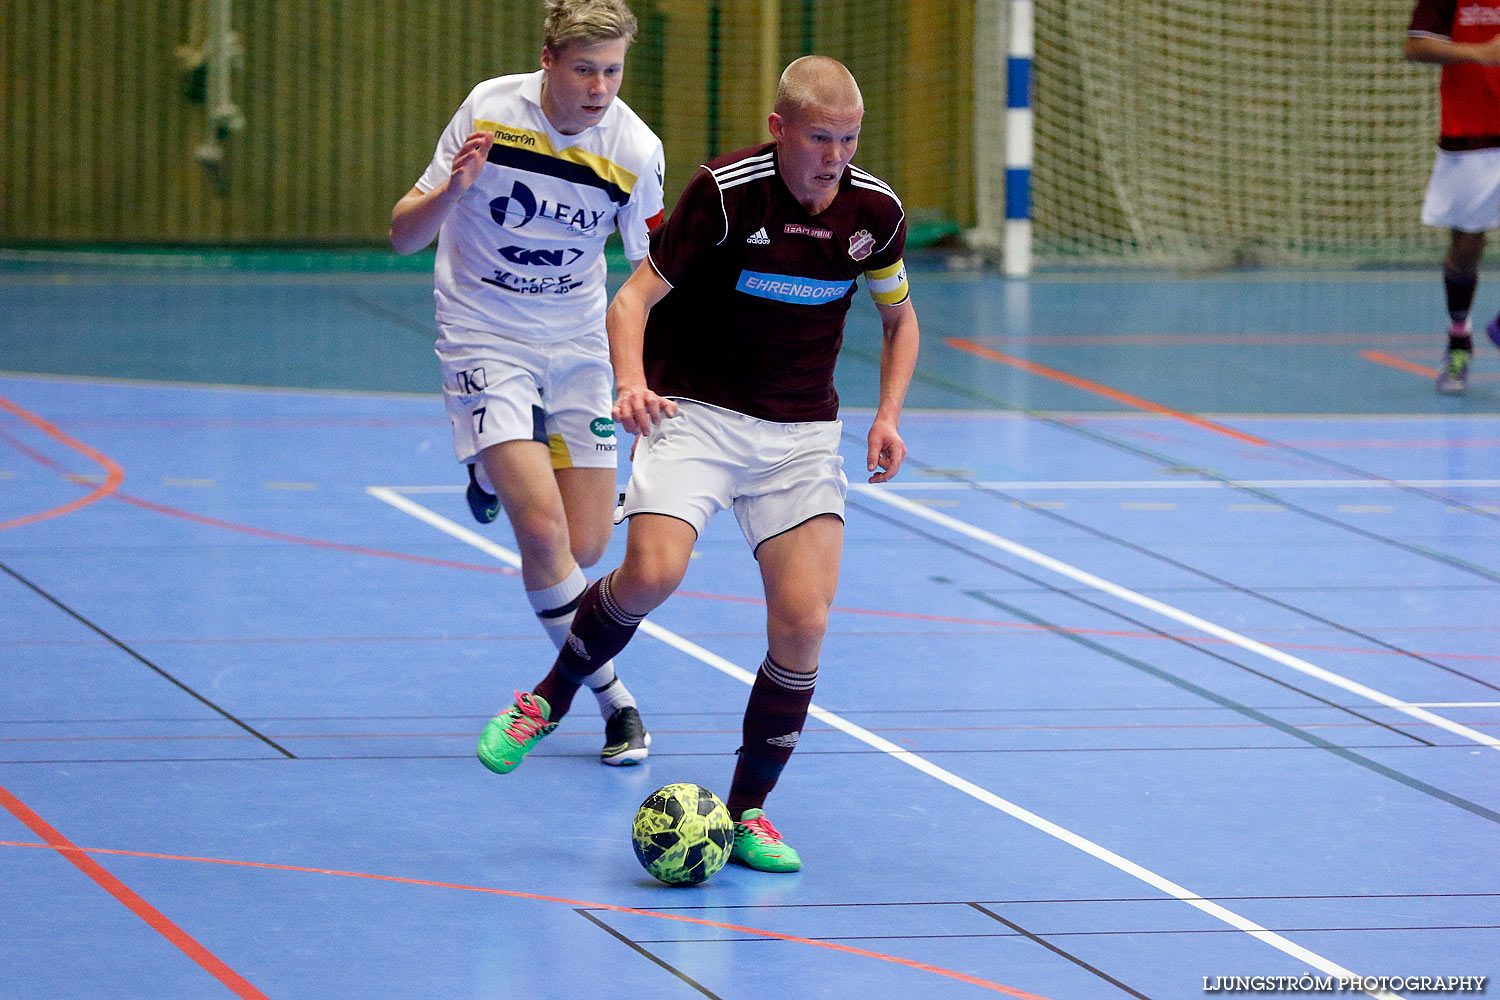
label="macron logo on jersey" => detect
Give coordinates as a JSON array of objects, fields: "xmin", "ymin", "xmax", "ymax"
[{"xmin": 735, "ymin": 270, "xmax": 853, "ymax": 304}]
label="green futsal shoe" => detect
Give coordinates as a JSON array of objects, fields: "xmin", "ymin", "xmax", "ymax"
[
  {"xmin": 1436, "ymin": 347, "xmax": 1470, "ymax": 395},
  {"xmin": 729, "ymin": 808, "xmax": 802, "ymax": 872},
  {"xmin": 477, "ymin": 691, "xmax": 556, "ymax": 774}
]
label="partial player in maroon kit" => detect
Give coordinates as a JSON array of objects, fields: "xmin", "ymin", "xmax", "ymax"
[{"xmin": 1407, "ymin": 0, "xmax": 1500, "ymax": 393}]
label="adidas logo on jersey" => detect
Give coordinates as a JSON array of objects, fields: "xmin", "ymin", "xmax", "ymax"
[{"xmin": 746, "ymin": 227, "xmax": 771, "ymax": 245}]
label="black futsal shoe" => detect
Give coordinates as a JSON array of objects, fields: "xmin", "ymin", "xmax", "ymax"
[
  {"xmin": 601, "ymin": 706, "xmax": 651, "ymax": 766},
  {"xmin": 466, "ymin": 464, "xmax": 500, "ymax": 524}
]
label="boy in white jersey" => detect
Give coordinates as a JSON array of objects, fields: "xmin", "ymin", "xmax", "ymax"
[{"xmin": 390, "ymin": 0, "xmax": 664, "ymax": 766}]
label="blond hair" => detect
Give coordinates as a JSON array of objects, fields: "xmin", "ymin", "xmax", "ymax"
[
  {"xmin": 542, "ymin": 0, "xmax": 638, "ymax": 52},
  {"xmin": 774, "ymin": 55, "xmax": 863, "ymax": 120}
]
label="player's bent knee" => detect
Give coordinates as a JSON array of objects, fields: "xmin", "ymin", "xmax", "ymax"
[
  {"xmin": 571, "ymin": 532, "xmax": 610, "ymax": 569},
  {"xmin": 769, "ymin": 604, "xmax": 831, "ymax": 647},
  {"xmin": 511, "ymin": 508, "xmax": 571, "ymax": 559},
  {"xmin": 613, "ymin": 557, "xmax": 687, "ymax": 612},
  {"xmin": 634, "ymin": 566, "xmax": 685, "ymax": 608}
]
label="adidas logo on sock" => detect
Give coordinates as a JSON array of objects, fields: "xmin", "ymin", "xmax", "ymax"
[
  {"xmin": 746, "ymin": 227, "xmax": 770, "ymax": 245},
  {"xmin": 766, "ymin": 731, "xmax": 800, "ymax": 748},
  {"xmin": 566, "ymin": 633, "xmax": 591, "ymax": 661}
]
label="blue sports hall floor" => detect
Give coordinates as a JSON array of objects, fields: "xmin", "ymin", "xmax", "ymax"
[{"xmin": 1, "ymin": 250, "xmax": 1496, "ymax": 999}]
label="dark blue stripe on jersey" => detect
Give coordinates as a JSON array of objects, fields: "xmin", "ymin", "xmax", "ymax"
[
  {"xmin": 1006, "ymin": 168, "xmax": 1031, "ymax": 220},
  {"xmin": 1007, "ymin": 57, "xmax": 1031, "ymax": 109},
  {"xmin": 487, "ymin": 144, "xmax": 629, "ymax": 206}
]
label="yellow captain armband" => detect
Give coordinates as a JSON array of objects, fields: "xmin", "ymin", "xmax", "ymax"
[{"xmin": 865, "ymin": 259, "xmax": 909, "ymax": 306}]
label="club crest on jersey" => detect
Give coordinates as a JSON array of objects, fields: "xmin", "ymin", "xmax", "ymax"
[{"xmin": 848, "ymin": 229, "xmax": 876, "ymax": 261}]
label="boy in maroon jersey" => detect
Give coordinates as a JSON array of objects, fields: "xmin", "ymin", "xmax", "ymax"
[
  {"xmin": 474, "ymin": 55, "xmax": 921, "ymax": 872},
  {"xmin": 1407, "ymin": 0, "xmax": 1500, "ymax": 393}
]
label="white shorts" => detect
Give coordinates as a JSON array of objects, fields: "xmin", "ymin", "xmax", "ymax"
[
  {"xmin": 620, "ymin": 399, "xmax": 847, "ymax": 552},
  {"xmin": 437, "ymin": 324, "xmax": 617, "ymax": 470},
  {"xmin": 1422, "ymin": 148, "xmax": 1500, "ymax": 233}
]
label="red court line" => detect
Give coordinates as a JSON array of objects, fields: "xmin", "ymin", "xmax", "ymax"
[
  {"xmin": 0, "ymin": 838, "xmax": 1051, "ymax": 999},
  {"xmin": 1, "ymin": 395, "xmax": 514, "ymax": 577},
  {"xmin": 4, "ymin": 604, "xmax": 1495, "ymax": 664},
  {"xmin": 0, "ymin": 425, "xmax": 60, "ymax": 468},
  {"xmin": 0, "ymin": 394, "xmax": 125, "ymax": 531},
  {"xmin": 115, "ymin": 493, "xmax": 518, "ymax": 576},
  {"xmin": 1019, "ymin": 333, "xmax": 1432, "ymax": 347},
  {"xmin": 23, "ymin": 397, "xmax": 1473, "ymax": 667},
  {"xmin": 1277, "ymin": 438, "xmax": 1500, "ymax": 449},
  {"xmin": 944, "ymin": 338, "xmax": 1268, "ymax": 446},
  {"xmin": 65, "ymin": 416, "xmax": 443, "ymax": 430},
  {"xmin": 1361, "ymin": 350, "xmax": 1438, "ymax": 378},
  {"xmin": 0, "ymin": 785, "xmax": 270, "ymax": 1000}
]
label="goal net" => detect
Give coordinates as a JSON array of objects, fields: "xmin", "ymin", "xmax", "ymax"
[
  {"xmin": 1028, "ymin": 0, "xmax": 1446, "ymax": 267},
  {"xmin": 0, "ymin": 0, "xmax": 1450, "ymax": 263}
]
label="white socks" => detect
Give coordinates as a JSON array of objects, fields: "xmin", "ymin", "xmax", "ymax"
[{"xmin": 526, "ymin": 565, "xmax": 637, "ymax": 720}]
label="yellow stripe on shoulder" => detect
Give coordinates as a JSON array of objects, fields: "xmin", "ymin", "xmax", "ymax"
[{"xmin": 474, "ymin": 119, "xmax": 639, "ymax": 195}]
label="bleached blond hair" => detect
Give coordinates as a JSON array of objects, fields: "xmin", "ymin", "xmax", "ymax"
[
  {"xmin": 542, "ymin": 0, "xmax": 638, "ymax": 52},
  {"xmin": 773, "ymin": 55, "xmax": 863, "ymax": 120}
]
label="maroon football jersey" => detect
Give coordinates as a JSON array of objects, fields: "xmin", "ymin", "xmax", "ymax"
[{"xmin": 643, "ymin": 142, "xmax": 908, "ymax": 423}]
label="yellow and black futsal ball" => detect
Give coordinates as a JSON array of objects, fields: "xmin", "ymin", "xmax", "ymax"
[{"xmin": 631, "ymin": 783, "xmax": 733, "ymax": 885}]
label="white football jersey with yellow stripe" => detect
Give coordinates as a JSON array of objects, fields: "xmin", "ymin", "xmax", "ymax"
[{"xmin": 416, "ymin": 70, "xmax": 665, "ymax": 346}]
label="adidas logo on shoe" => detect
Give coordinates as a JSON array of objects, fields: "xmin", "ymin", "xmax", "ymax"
[{"xmin": 747, "ymin": 227, "xmax": 770, "ymax": 245}]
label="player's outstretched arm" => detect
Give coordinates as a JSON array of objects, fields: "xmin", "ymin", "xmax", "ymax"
[
  {"xmin": 867, "ymin": 297, "xmax": 920, "ymax": 483},
  {"xmin": 389, "ymin": 130, "xmax": 495, "ymax": 254},
  {"xmin": 606, "ymin": 259, "xmax": 677, "ymax": 435},
  {"xmin": 1406, "ymin": 34, "xmax": 1500, "ymax": 66}
]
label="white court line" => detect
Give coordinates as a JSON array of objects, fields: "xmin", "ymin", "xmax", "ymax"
[
  {"xmin": 884, "ymin": 479, "xmax": 1500, "ymax": 491},
  {"xmin": 371, "ymin": 478, "xmax": 1500, "ymax": 499},
  {"xmin": 378, "ymin": 484, "xmax": 467, "ymax": 494},
  {"xmin": 366, "ymin": 485, "xmax": 1401, "ymax": 998},
  {"xmin": 854, "ymin": 486, "xmax": 1500, "ymax": 755}
]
